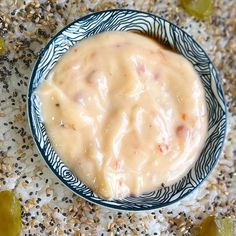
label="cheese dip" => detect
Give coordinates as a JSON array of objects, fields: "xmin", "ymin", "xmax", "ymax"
[{"xmin": 37, "ymin": 31, "xmax": 207, "ymax": 199}]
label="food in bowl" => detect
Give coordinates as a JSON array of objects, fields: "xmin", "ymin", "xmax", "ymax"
[{"xmin": 36, "ymin": 31, "xmax": 207, "ymax": 199}]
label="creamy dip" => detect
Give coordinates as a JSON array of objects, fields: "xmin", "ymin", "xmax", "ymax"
[{"xmin": 37, "ymin": 31, "xmax": 207, "ymax": 199}]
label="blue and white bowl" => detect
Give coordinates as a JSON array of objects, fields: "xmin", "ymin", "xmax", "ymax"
[{"xmin": 28, "ymin": 9, "xmax": 227, "ymax": 211}]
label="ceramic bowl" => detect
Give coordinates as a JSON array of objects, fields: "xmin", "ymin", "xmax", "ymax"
[{"xmin": 28, "ymin": 9, "xmax": 227, "ymax": 211}]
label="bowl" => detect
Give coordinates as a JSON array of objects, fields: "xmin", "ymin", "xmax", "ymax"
[{"xmin": 28, "ymin": 9, "xmax": 227, "ymax": 211}]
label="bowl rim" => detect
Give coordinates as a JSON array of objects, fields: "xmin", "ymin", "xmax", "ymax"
[{"xmin": 27, "ymin": 9, "xmax": 227, "ymax": 211}]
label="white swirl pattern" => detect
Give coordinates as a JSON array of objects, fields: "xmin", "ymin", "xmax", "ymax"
[{"xmin": 28, "ymin": 10, "xmax": 227, "ymax": 211}]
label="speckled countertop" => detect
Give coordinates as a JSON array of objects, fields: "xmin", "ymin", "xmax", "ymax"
[{"xmin": 0, "ymin": 0, "xmax": 235, "ymax": 235}]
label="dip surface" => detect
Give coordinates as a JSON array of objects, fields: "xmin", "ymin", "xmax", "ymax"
[{"xmin": 37, "ymin": 31, "xmax": 207, "ymax": 199}]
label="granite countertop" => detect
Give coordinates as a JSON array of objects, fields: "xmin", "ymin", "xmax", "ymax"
[{"xmin": 0, "ymin": 0, "xmax": 235, "ymax": 235}]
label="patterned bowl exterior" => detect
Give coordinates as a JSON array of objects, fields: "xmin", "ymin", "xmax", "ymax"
[{"xmin": 28, "ymin": 9, "xmax": 227, "ymax": 211}]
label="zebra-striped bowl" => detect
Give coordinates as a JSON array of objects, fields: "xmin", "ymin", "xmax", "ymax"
[{"xmin": 28, "ymin": 9, "xmax": 227, "ymax": 211}]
